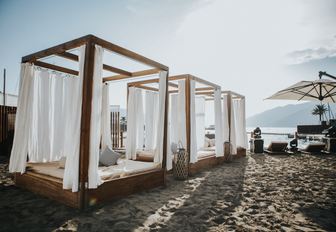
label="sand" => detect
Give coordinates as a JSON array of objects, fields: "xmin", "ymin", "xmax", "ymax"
[{"xmin": 0, "ymin": 153, "xmax": 335, "ymax": 232}]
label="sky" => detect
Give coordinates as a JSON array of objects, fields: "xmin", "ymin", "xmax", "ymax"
[{"xmin": 0, "ymin": 0, "xmax": 336, "ymax": 118}]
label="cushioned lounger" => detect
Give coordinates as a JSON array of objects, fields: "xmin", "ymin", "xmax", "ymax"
[
  {"xmin": 300, "ymin": 143, "xmax": 326, "ymax": 154},
  {"xmin": 27, "ymin": 159, "xmax": 160, "ymax": 182},
  {"xmin": 264, "ymin": 141, "xmax": 288, "ymax": 154}
]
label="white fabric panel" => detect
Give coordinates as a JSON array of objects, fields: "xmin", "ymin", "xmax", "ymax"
[
  {"xmin": 189, "ymin": 80, "xmax": 198, "ymax": 163},
  {"xmin": 222, "ymin": 94, "xmax": 230, "ymax": 142},
  {"xmin": 101, "ymin": 83, "xmax": 112, "ymax": 150},
  {"xmin": 125, "ymin": 88, "xmax": 144, "ymax": 159},
  {"xmin": 63, "ymin": 45, "xmax": 85, "ymax": 192},
  {"xmin": 136, "ymin": 89, "xmax": 145, "ymax": 149},
  {"xmin": 50, "ymin": 73, "xmax": 65, "ymax": 160},
  {"xmin": 154, "ymin": 71, "xmax": 167, "ymax": 164},
  {"xmin": 88, "ymin": 45, "xmax": 104, "ymax": 189},
  {"xmin": 214, "ymin": 88, "xmax": 224, "ymax": 157},
  {"xmin": 169, "ymin": 94, "xmax": 179, "ymax": 146},
  {"xmin": 177, "ymin": 80, "xmax": 187, "ymax": 148},
  {"xmin": 229, "ymin": 93, "xmax": 237, "ymax": 154},
  {"xmin": 126, "ymin": 87, "xmax": 137, "ymax": 160},
  {"xmin": 37, "ymin": 70, "xmax": 52, "ymax": 161},
  {"xmin": 145, "ymin": 91, "xmax": 159, "ymax": 149},
  {"xmin": 235, "ymin": 98, "xmax": 248, "ymax": 149},
  {"xmin": 195, "ymin": 96, "xmax": 205, "ymax": 150},
  {"xmin": 9, "ymin": 63, "xmax": 35, "ymax": 173},
  {"xmin": 166, "ymin": 108, "xmax": 173, "ymax": 171}
]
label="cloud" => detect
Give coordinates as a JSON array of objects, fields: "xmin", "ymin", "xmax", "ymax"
[{"xmin": 286, "ymin": 46, "xmax": 336, "ymax": 65}]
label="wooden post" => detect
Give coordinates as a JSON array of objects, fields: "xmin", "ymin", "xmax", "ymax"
[
  {"xmin": 185, "ymin": 75, "xmax": 191, "ymax": 165},
  {"xmin": 78, "ymin": 38, "xmax": 96, "ymax": 210}
]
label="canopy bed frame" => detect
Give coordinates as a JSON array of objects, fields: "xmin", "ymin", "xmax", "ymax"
[
  {"xmin": 11, "ymin": 35, "xmax": 169, "ymax": 209},
  {"xmin": 128, "ymin": 74, "xmax": 244, "ymax": 175}
]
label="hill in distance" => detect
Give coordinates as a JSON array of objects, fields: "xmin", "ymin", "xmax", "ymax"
[{"xmin": 247, "ymin": 102, "xmax": 336, "ymax": 128}]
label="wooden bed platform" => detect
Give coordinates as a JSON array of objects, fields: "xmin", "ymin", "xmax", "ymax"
[{"xmin": 15, "ymin": 169, "xmax": 165, "ymax": 209}]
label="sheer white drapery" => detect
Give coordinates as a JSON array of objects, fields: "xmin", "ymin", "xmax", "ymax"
[
  {"xmin": 126, "ymin": 87, "xmax": 136, "ymax": 160},
  {"xmin": 189, "ymin": 80, "xmax": 198, "ymax": 163},
  {"xmin": 154, "ymin": 71, "xmax": 168, "ymax": 164},
  {"xmin": 136, "ymin": 89, "xmax": 145, "ymax": 150},
  {"xmin": 177, "ymin": 80, "xmax": 187, "ymax": 148},
  {"xmin": 234, "ymin": 98, "xmax": 248, "ymax": 149},
  {"xmin": 88, "ymin": 45, "xmax": 104, "ymax": 189},
  {"xmin": 101, "ymin": 83, "xmax": 112, "ymax": 150},
  {"xmin": 195, "ymin": 96, "xmax": 206, "ymax": 150},
  {"xmin": 228, "ymin": 93, "xmax": 237, "ymax": 155},
  {"xmin": 222, "ymin": 94, "xmax": 230, "ymax": 142},
  {"xmin": 145, "ymin": 91, "xmax": 159, "ymax": 150},
  {"xmin": 214, "ymin": 88, "xmax": 224, "ymax": 157},
  {"xmin": 126, "ymin": 87, "xmax": 145, "ymax": 160},
  {"xmin": 9, "ymin": 63, "xmax": 35, "ymax": 173}
]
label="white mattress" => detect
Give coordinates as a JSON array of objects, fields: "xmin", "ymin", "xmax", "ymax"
[
  {"xmin": 27, "ymin": 159, "xmax": 160, "ymax": 181},
  {"xmin": 197, "ymin": 150, "xmax": 216, "ymax": 159},
  {"xmin": 201, "ymin": 146, "xmax": 216, "ymax": 151},
  {"xmin": 99, "ymin": 159, "xmax": 160, "ymax": 181}
]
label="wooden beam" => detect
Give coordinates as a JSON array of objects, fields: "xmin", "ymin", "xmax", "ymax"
[
  {"xmin": 57, "ymin": 52, "xmax": 78, "ymax": 61},
  {"xmin": 92, "ymin": 36, "xmax": 168, "ymax": 71},
  {"xmin": 196, "ymin": 87, "xmax": 214, "ymax": 91},
  {"xmin": 78, "ymin": 40, "xmax": 95, "ymax": 209},
  {"xmin": 102, "ymin": 64, "xmax": 132, "ymax": 76},
  {"xmin": 133, "ymin": 85, "xmax": 159, "ymax": 92},
  {"xmin": 190, "ymin": 75, "xmax": 220, "ymax": 89},
  {"xmin": 22, "ymin": 34, "xmax": 91, "ymax": 63},
  {"xmin": 33, "ymin": 61, "xmax": 79, "ymax": 76},
  {"xmin": 103, "ymin": 68, "xmax": 160, "ymax": 82},
  {"xmin": 169, "ymin": 75, "xmax": 188, "ymax": 81},
  {"xmin": 57, "ymin": 52, "xmax": 132, "ymax": 76}
]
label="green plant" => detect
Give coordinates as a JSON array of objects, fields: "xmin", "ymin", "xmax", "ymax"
[{"xmin": 312, "ymin": 104, "xmax": 328, "ymax": 122}]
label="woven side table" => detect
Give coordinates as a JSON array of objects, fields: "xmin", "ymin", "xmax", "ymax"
[{"xmin": 173, "ymin": 148, "xmax": 189, "ymax": 180}]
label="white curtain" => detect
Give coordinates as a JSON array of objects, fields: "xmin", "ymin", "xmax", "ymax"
[
  {"xmin": 222, "ymin": 94, "xmax": 230, "ymax": 142},
  {"xmin": 189, "ymin": 80, "xmax": 198, "ymax": 163},
  {"xmin": 136, "ymin": 89, "xmax": 145, "ymax": 150},
  {"xmin": 195, "ymin": 96, "xmax": 205, "ymax": 150},
  {"xmin": 88, "ymin": 45, "xmax": 104, "ymax": 189},
  {"xmin": 229, "ymin": 93, "xmax": 237, "ymax": 155},
  {"xmin": 63, "ymin": 45, "xmax": 86, "ymax": 192},
  {"xmin": 214, "ymin": 88, "xmax": 224, "ymax": 157},
  {"xmin": 101, "ymin": 83, "xmax": 112, "ymax": 150},
  {"xmin": 154, "ymin": 71, "xmax": 167, "ymax": 164},
  {"xmin": 9, "ymin": 63, "xmax": 35, "ymax": 173},
  {"xmin": 145, "ymin": 91, "xmax": 159, "ymax": 150},
  {"xmin": 51, "ymin": 74, "xmax": 66, "ymax": 159},
  {"xmin": 126, "ymin": 87, "xmax": 144, "ymax": 160},
  {"xmin": 235, "ymin": 98, "xmax": 248, "ymax": 149},
  {"xmin": 177, "ymin": 80, "xmax": 187, "ymax": 148},
  {"xmin": 126, "ymin": 87, "xmax": 136, "ymax": 160},
  {"xmin": 169, "ymin": 94, "xmax": 179, "ymax": 146}
]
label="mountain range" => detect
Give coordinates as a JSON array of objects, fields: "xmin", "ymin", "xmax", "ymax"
[{"xmin": 246, "ymin": 102, "xmax": 336, "ymax": 127}]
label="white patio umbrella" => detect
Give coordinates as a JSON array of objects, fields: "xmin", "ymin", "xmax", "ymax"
[{"xmin": 266, "ymin": 76, "xmax": 336, "ymax": 103}]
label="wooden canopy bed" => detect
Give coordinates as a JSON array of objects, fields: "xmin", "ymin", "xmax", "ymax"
[
  {"xmin": 128, "ymin": 74, "xmax": 247, "ymax": 176},
  {"xmin": 11, "ymin": 35, "xmax": 169, "ymax": 209}
]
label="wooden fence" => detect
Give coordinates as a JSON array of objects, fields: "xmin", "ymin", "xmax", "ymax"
[{"xmin": 0, "ymin": 105, "xmax": 17, "ymax": 157}]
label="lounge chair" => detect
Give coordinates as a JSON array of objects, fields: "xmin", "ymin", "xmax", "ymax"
[
  {"xmin": 299, "ymin": 142, "xmax": 326, "ymax": 154},
  {"xmin": 264, "ymin": 141, "xmax": 288, "ymax": 154}
]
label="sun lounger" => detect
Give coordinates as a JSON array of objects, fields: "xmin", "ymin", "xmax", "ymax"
[
  {"xmin": 264, "ymin": 141, "xmax": 288, "ymax": 154},
  {"xmin": 300, "ymin": 142, "xmax": 326, "ymax": 154}
]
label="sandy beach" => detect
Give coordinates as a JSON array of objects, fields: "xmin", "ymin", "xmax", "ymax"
[{"xmin": 0, "ymin": 153, "xmax": 335, "ymax": 232}]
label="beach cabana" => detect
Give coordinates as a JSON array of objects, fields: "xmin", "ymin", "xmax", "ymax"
[
  {"xmin": 9, "ymin": 35, "xmax": 169, "ymax": 209},
  {"xmin": 221, "ymin": 91, "xmax": 248, "ymax": 158},
  {"xmin": 128, "ymin": 74, "xmax": 247, "ymax": 175}
]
